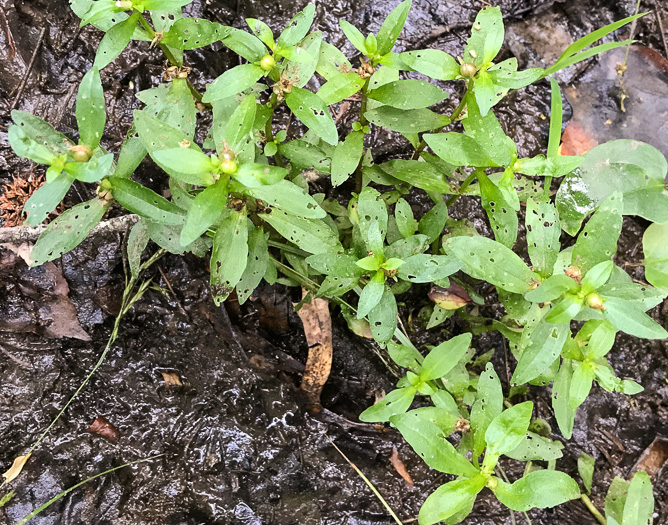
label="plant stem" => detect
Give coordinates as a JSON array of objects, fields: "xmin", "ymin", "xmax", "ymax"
[
  {"xmin": 581, "ymin": 494, "xmax": 607, "ymax": 525},
  {"xmin": 265, "ymin": 93, "xmax": 286, "ymax": 168},
  {"xmin": 446, "ymin": 170, "xmax": 477, "ymax": 207},
  {"xmin": 137, "ymin": 13, "xmax": 204, "ymax": 104},
  {"xmin": 411, "ymin": 81, "xmax": 472, "ymax": 161},
  {"xmin": 354, "ymin": 78, "xmax": 371, "ymax": 194}
]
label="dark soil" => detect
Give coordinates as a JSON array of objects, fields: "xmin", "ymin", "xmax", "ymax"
[{"xmin": 1, "ymin": 0, "xmax": 667, "ymax": 524}]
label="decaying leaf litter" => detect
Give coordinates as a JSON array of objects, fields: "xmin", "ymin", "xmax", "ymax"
[{"xmin": 1, "ymin": 0, "xmax": 668, "ymax": 523}]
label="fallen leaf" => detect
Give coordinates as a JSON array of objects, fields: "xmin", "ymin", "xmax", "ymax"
[
  {"xmin": 559, "ymin": 120, "xmax": 598, "ymax": 156},
  {"xmin": 2, "ymin": 454, "xmax": 30, "ymax": 484},
  {"xmin": 88, "ymin": 416, "xmax": 120, "ymax": 442},
  {"xmin": 428, "ymin": 279, "xmax": 472, "ymax": 310},
  {"xmin": 296, "ymin": 288, "xmax": 333, "ymax": 411},
  {"xmin": 390, "ymin": 447, "xmax": 413, "ymax": 485},
  {"xmin": 632, "ymin": 436, "xmax": 668, "ymax": 479},
  {"xmin": 160, "ymin": 371, "xmax": 183, "ymax": 387}
]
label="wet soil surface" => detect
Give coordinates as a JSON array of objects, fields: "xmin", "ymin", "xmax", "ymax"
[{"xmin": 1, "ymin": 0, "xmax": 668, "ymax": 524}]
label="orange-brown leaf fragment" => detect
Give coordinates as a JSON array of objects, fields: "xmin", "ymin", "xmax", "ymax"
[
  {"xmin": 390, "ymin": 447, "xmax": 413, "ymax": 485},
  {"xmin": 161, "ymin": 372, "xmax": 183, "ymax": 387},
  {"xmin": 88, "ymin": 416, "xmax": 120, "ymax": 442},
  {"xmin": 2, "ymin": 454, "xmax": 31, "ymax": 484},
  {"xmin": 296, "ymin": 288, "xmax": 333, "ymax": 411}
]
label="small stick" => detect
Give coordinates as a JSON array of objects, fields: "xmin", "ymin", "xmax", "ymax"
[
  {"xmin": 653, "ymin": 1, "xmax": 668, "ymax": 60},
  {"xmin": 10, "ymin": 27, "xmax": 46, "ymax": 110},
  {"xmin": 0, "ymin": 6, "xmax": 16, "ymax": 60}
]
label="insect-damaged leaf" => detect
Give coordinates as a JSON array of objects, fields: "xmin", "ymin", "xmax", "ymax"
[
  {"xmin": 210, "ymin": 208, "xmax": 248, "ymax": 305},
  {"xmin": 285, "ymin": 86, "xmax": 339, "ymax": 146}
]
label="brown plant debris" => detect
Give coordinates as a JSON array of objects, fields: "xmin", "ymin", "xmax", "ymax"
[
  {"xmin": 296, "ymin": 288, "xmax": 333, "ymax": 412},
  {"xmin": 389, "ymin": 447, "xmax": 414, "ymax": 485},
  {"xmin": 2, "ymin": 454, "xmax": 31, "ymax": 484},
  {"xmin": 88, "ymin": 416, "xmax": 120, "ymax": 442},
  {"xmin": 161, "ymin": 371, "xmax": 183, "ymax": 387},
  {"xmin": 0, "ymin": 172, "xmax": 49, "ymax": 227}
]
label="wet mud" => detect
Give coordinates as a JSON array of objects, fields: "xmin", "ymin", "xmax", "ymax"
[{"xmin": 1, "ymin": 0, "xmax": 667, "ymax": 523}]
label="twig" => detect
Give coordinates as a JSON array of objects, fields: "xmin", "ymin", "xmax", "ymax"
[
  {"xmin": 0, "ymin": 5, "xmax": 16, "ymax": 60},
  {"xmin": 10, "ymin": 27, "xmax": 46, "ymax": 110},
  {"xmin": 0, "ymin": 214, "xmax": 139, "ymax": 244},
  {"xmin": 653, "ymin": 1, "xmax": 668, "ymax": 60}
]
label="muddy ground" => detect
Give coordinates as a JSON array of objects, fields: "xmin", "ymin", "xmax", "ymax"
[{"xmin": 1, "ymin": 0, "xmax": 667, "ymax": 523}]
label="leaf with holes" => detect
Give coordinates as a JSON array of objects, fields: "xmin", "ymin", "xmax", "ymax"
[
  {"xmin": 367, "ymin": 79, "xmax": 447, "ymax": 110},
  {"xmin": 137, "ymin": 78, "xmax": 197, "ymax": 138},
  {"xmin": 248, "ymin": 180, "xmax": 325, "ymax": 218},
  {"xmin": 316, "ymin": 41, "xmax": 353, "ymax": 80},
  {"xmin": 464, "ymin": 6, "xmax": 503, "ymax": 67},
  {"xmin": 394, "ymin": 198, "xmax": 417, "ymax": 238},
  {"xmin": 114, "ymin": 133, "xmax": 146, "ymax": 178},
  {"xmin": 219, "ymin": 27, "xmax": 266, "ymax": 62},
  {"xmin": 281, "ymin": 31, "xmax": 322, "ymax": 88},
  {"xmin": 446, "ymin": 236, "xmax": 538, "ymax": 294},
  {"xmin": 224, "ymin": 94, "xmax": 257, "ymax": 152},
  {"xmin": 506, "ymin": 432, "xmax": 564, "ymax": 462},
  {"xmin": 357, "ymin": 187, "xmax": 388, "ymax": 246},
  {"xmin": 359, "ymin": 385, "xmax": 416, "ymax": 423},
  {"xmin": 470, "ymin": 362, "xmax": 503, "ymax": 458},
  {"xmin": 94, "ymin": 12, "xmax": 139, "ymax": 69},
  {"xmin": 232, "ymin": 163, "xmax": 288, "ymax": 188},
  {"xmin": 277, "ymin": 3, "xmax": 315, "ymax": 48},
  {"xmin": 463, "ymin": 92, "xmax": 515, "ymax": 167},
  {"xmin": 285, "ymin": 86, "xmax": 338, "ymax": 146},
  {"xmin": 236, "ymin": 226, "xmax": 269, "ymax": 304},
  {"xmin": 380, "ymin": 159, "xmax": 451, "ymax": 194},
  {"xmin": 64, "ymin": 152, "xmax": 114, "ymax": 183},
  {"xmin": 76, "ymin": 67, "xmax": 105, "ymax": 149},
  {"xmin": 10, "ymin": 110, "xmax": 73, "ymax": 159},
  {"xmin": 108, "ymin": 177, "xmax": 185, "ymax": 225},
  {"xmin": 127, "ymin": 219, "xmax": 149, "ymax": 280},
  {"xmin": 146, "ymin": 221, "xmax": 210, "ymax": 256},
  {"xmin": 202, "ymin": 64, "xmax": 265, "ymax": 103},
  {"xmin": 391, "ymin": 409, "xmax": 479, "ymax": 476},
  {"xmin": 279, "ymin": 139, "xmax": 331, "ymax": 173},
  {"xmin": 621, "ymin": 471, "xmax": 654, "ymax": 525},
  {"xmin": 399, "ymin": 49, "xmax": 459, "ymax": 80},
  {"xmin": 367, "ymin": 285, "xmax": 397, "ymax": 342},
  {"xmin": 418, "ymin": 200, "xmax": 448, "ymax": 243},
  {"xmin": 525, "ymin": 199, "xmax": 560, "ymax": 278},
  {"xmin": 397, "ymin": 254, "xmax": 459, "ymax": 283},
  {"xmin": 512, "ymin": 317, "xmax": 569, "ymax": 385},
  {"xmin": 376, "ymin": 0, "xmax": 411, "ymax": 55},
  {"xmin": 161, "ymin": 18, "xmax": 230, "ymax": 49},
  {"xmin": 23, "ymin": 173, "xmax": 75, "ymax": 226},
  {"xmin": 30, "ymin": 198, "xmax": 109, "ymax": 266},
  {"xmin": 180, "ymin": 177, "xmax": 228, "ymax": 246},
  {"xmin": 210, "ymin": 208, "xmax": 248, "ymax": 305},
  {"xmin": 365, "ymin": 106, "xmax": 449, "ymax": 134},
  {"xmin": 246, "ymin": 18, "xmax": 274, "ymax": 48},
  {"xmin": 357, "ymin": 272, "xmax": 386, "ymax": 318},
  {"xmin": 571, "ymin": 191, "xmax": 623, "ymax": 274},
  {"xmin": 479, "ymin": 172, "xmax": 517, "ymax": 248},
  {"xmin": 306, "ymin": 253, "xmax": 366, "ymax": 278},
  {"xmin": 259, "ymin": 209, "xmax": 341, "ymax": 254}
]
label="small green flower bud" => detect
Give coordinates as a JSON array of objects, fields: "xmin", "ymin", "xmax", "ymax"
[
  {"xmin": 260, "ymin": 54, "xmax": 276, "ymax": 71},
  {"xmin": 220, "ymin": 159, "xmax": 238, "ymax": 175},
  {"xmin": 459, "ymin": 62, "xmax": 477, "ymax": 78},
  {"xmin": 69, "ymin": 145, "xmax": 93, "ymax": 162},
  {"xmin": 585, "ymin": 292, "xmax": 605, "ymax": 310}
]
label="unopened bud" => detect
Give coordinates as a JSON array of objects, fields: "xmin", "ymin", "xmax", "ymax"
[
  {"xmin": 565, "ymin": 265, "xmax": 582, "ymax": 283},
  {"xmin": 459, "ymin": 62, "xmax": 477, "ymax": 78},
  {"xmin": 260, "ymin": 54, "xmax": 276, "ymax": 71},
  {"xmin": 585, "ymin": 292, "xmax": 605, "ymax": 310},
  {"xmin": 115, "ymin": 1, "xmax": 133, "ymax": 9},
  {"xmin": 69, "ymin": 144, "xmax": 93, "ymax": 162}
]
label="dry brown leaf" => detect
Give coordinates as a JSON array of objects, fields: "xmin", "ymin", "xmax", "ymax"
[
  {"xmin": 161, "ymin": 372, "xmax": 183, "ymax": 387},
  {"xmin": 390, "ymin": 447, "xmax": 413, "ymax": 485},
  {"xmin": 632, "ymin": 436, "xmax": 668, "ymax": 479},
  {"xmin": 88, "ymin": 416, "xmax": 120, "ymax": 442},
  {"xmin": 2, "ymin": 454, "xmax": 30, "ymax": 484},
  {"xmin": 296, "ymin": 288, "xmax": 333, "ymax": 410}
]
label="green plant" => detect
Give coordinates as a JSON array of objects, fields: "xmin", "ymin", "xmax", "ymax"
[{"xmin": 5, "ymin": 0, "xmax": 667, "ymax": 523}]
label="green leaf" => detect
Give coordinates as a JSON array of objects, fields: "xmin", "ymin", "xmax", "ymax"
[
  {"xmin": 525, "ymin": 198, "xmax": 560, "ymax": 277},
  {"xmin": 556, "ymin": 140, "xmax": 668, "ymax": 234},
  {"xmin": 339, "ymin": 20, "xmax": 367, "ymax": 55},
  {"xmin": 220, "ymin": 27, "xmax": 266, "ymax": 62},
  {"xmin": 420, "ymin": 333, "xmax": 472, "ymax": 381},
  {"xmin": 622, "ymin": 471, "xmax": 654, "ymax": 525},
  {"xmin": 94, "ymin": 13, "xmax": 139, "ymax": 69},
  {"xmin": 488, "ymin": 66, "xmax": 543, "ymax": 89},
  {"xmin": 330, "ymin": 130, "xmax": 364, "ymax": 187},
  {"xmin": 246, "ymin": 18, "xmax": 274, "ymax": 48},
  {"xmin": 446, "ymin": 236, "xmax": 538, "ymax": 294},
  {"xmin": 202, "ymin": 64, "xmax": 265, "ymax": 103},
  {"xmin": 109, "ymin": 177, "xmax": 185, "ymax": 225},
  {"xmin": 30, "ymin": 198, "xmax": 109, "ymax": 266},
  {"xmin": 395, "ymin": 198, "xmax": 417, "ymax": 238},
  {"xmin": 180, "ymin": 178, "xmax": 228, "ymax": 246},
  {"xmin": 505, "ymin": 432, "xmax": 564, "ymax": 462},
  {"xmin": 279, "ymin": 139, "xmax": 330, "ymax": 173},
  {"xmin": 424, "ymin": 133, "xmax": 498, "ymax": 168},
  {"xmin": 470, "ymin": 362, "xmax": 503, "ymax": 458},
  {"xmin": 379, "ymin": 159, "xmax": 451, "ymax": 194},
  {"xmin": 367, "ymin": 79, "xmax": 447, "ymax": 109},
  {"xmin": 364, "ymin": 106, "xmax": 449, "ymax": 134},
  {"xmin": 126, "ymin": 219, "xmax": 149, "ymax": 279},
  {"xmin": 397, "ymin": 254, "xmax": 459, "ymax": 283},
  {"xmin": 419, "ymin": 475, "xmax": 485, "ymax": 525},
  {"xmin": 114, "ymin": 133, "xmax": 146, "ymax": 178},
  {"xmin": 391, "ymin": 409, "xmax": 479, "ymax": 476},
  {"xmin": 237, "ymin": 226, "xmax": 269, "ymax": 304},
  {"xmin": 137, "ymin": 78, "xmax": 197, "ymax": 138},
  {"xmin": 512, "ymin": 318, "xmax": 569, "ymax": 385},
  {"xmin": 211, "ymin": 209, "xmax": 248, "ymax": 304},
  {"xmin": 399, "ymin": 49, "xmax": 459, "ymax": 81},
  {"xmin": 643, "ymin": 223, "xmax": 668, "ymax": 292},
  {"xmin": 463, "ymin": 92, "xmax": 515, "ymax": 167},
  {"xmin": 578, "ymin": 452, "xmax": 595, "ymax": 494},
  {"xmin": 259, "ymin": 209, "xmax": 341, "ymax": 254},
  {"xmin": 553, "ymin": 359, "xmax": 576, "ymax": 439},
  {"xmin": 281, "ymin": 31, "xmax": 322, "ymax": 88},
  {"xmin": 545, "ymin": 293, "xmax": 584, "ymax": 324},
  {"xmin": 142, "ymin": 0, "xmax": 192, "ymax": 9},
  {"xmin": 492, "ymin": 470, "xmax": 580, "ymax": 511},
  {"xmin": 367, "ymin": 285, "xmax": 397, "ymax": 342},
  {"xmin": 317, "ymin": 72, "xmax": 365, "ymax": 105},
  {"xmin": 145, "ymin": 221, "xmax": 209, "ymax": 256},
  {"xmin": 76, "ymin": 68, "xmax": 105, "ymax": 149},
  {"xmin": 233, "ymin": 163, "xmax": 288, "ymax": 188},
  {"xmin": 306, "ymin": 253, "xmax": 366, "ymax": 278},
  {"xmin": 23, "ymin": 173, "xmax": 75, "ymax": 226},
  {"xmin": 225, "ymin": 94, "xmax": 257, "ymax": 151},
  {"xmin": 376, "ymin": 0, "xmax": 411, "ymax": 55},
  {"xmin": 359, "ymin": 386, "xmax": 416, "ymax": 423},
  {"xmin": 606, "ymin": 477, "xmax": 630, "ymax": 525},
  {"xmin": 285, "ymin": 86, "xmax": 338, "ymax": 146},
  {"xmin": 485, "ymin": 401, "xmax": 533, "ymax": 456},
  {"xmin": 317, "ymin": 275, "xmax": 359, "ymax": 298},
  {"xmin": 357, "ymin": 273, "xmax": 386, "ymax": 318},
  {"xmin": 473, "ymin": 69, "xmax": 498, "ymax": 117},
  {"xmin": 317, "ymin": 41, "xmax": 353, "ymax": 80},
  {"xmin": 581, "ymin": 260, "xmax": 614, "ymax": 294},
  {"xmin": 464, "ymin": 6, "xmax": 503, "ymax": 66},
  {"xmin": 357, "ymin": 187, "xmax": 388, "ymax": 245},
  {"xmin": 162, "ymin": 17, "xmax": 230, "ymax": 49},
  {"xmin": 10, "ymin": 110, "xmax": 73, "ymax": 160},
  {"xmin": 602, "ymin": 298, "xmax": 668, "ymax": 339},
  {"xmin": 526, "ymin": 274, "xmax": 578, "ymax": 303},
  {"xmin": 277, "ymin": 3, "xmax": 315, "ymax": 47},
  {"xmin": 249, "ymin": 180, "xmax": 325, "ymax": 218},
  {"xmin": 65, "ymin": 152, "xmax": 114, "ymax": 183},
  {"xmin": 569, "ymin": 361, "xmax": 595, "ymax": 409},
  {"xmin": 570, "ymin": 191, "xmax": 623, "ymax": 274},
  {"xmin": 418, "ymin": 200, "xmax": 448, "ymax": 243},
  {"xmin": 582, "ymin": 320, "xmax": 617, "ymax": 360},
  {"xmin": 152, "ymin": 148, "xmax": 215, "ymax": 182},
  {"xmin": 479, "ymin": 172, "xmax": 517, "ymax": 248}
]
